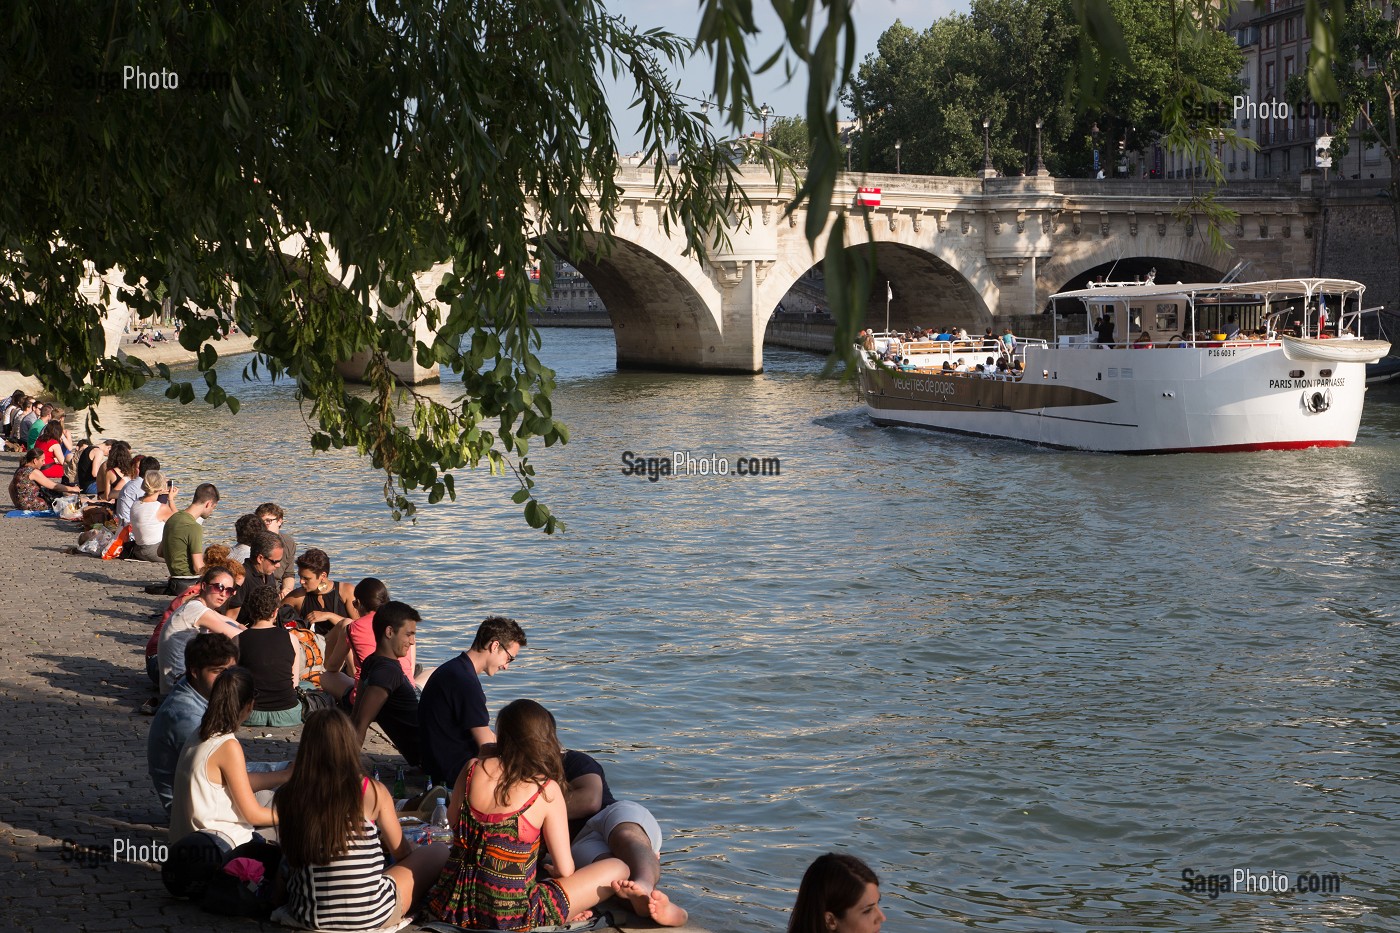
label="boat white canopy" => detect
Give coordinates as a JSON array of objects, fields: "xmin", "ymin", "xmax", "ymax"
[
  {"xmin": 1049, "ymin": 278, "xmax": 1367, "ymax": 342},
  {"xmin": 1049, "ymin": 278, "xmax": 1365, "ymax": 303}
]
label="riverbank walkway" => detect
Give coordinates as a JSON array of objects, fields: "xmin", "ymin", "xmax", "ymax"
[{"xmin": 0, "ymin": 453, "xmax": 711, "ymax": 933}]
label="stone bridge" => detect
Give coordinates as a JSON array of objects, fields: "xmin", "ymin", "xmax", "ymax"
[
  {"xmin": 589, "ymin": 168, "xmax": 1327, "ymax": 373},
  {"xmin": 62, "ymin": 169, "xmax": 1372, "ymax": 389}
]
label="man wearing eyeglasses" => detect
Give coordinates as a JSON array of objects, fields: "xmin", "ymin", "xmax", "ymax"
[
  {"xmin": 224, "ymin": 530, "xmax": 285, "ymax": 622},
  {"xmin": 255, "ymin": 502, "xmax": 297, "ymax": 596},
  {"xmin": 418, "ymin": 615, "xmax": 527, "ymax": 787}
]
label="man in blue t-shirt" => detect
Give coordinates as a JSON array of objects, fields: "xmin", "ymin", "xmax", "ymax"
[
  {"xmin": 418, "ymin": 616, "xmax": 526, "ymax": 786},
  {"xmin": 562, "ymin": 749, "xmax": 688, "ymax": 927},
  {"xmin": 351, "ymin": 601, "xmax": 423, "ymax": 767}
]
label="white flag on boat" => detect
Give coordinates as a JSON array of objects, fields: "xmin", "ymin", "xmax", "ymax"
[{"xmin": 887, "ymin": 283, "xmax": 893, "ymax": 301}]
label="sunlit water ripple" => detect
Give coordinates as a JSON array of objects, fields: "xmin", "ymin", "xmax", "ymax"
[{"xmin": 95, "ymin": 329, "xmax": 1400, "ymax": 932}]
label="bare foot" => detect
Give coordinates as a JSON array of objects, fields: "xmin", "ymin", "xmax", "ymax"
[
  {"xmin": 612, "ymin": 878, "xmax": 654, "ymax": 917},
  {"xmin": 611, "ymin": 879, "xmax": 688, "ymax": 927},
  {"xmin": 645, "ymin": 888, "xmax": 689, "ymax": 927}
]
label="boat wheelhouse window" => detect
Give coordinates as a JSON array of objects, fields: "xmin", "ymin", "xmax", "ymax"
[{"xmin": 1154, "ymin": 304, "xmax": 1179, "ymax": 331}]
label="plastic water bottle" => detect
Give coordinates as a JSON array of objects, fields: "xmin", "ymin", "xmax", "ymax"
[{"xmin": 430, "ymin": 800, "xmax": 451, "ymax": 844}]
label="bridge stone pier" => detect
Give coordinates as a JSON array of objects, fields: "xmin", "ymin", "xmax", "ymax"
[{"xmin": 581, "ymin": 167, "xmax": 1324, "ymax": 373}]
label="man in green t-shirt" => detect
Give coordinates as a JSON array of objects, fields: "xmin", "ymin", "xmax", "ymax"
[{"xmin": 160, "ymin": 483, "xmax": 220, "ymax": 592}]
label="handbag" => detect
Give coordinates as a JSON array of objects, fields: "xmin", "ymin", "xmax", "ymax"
[{"xmin": 298, "ymin": 687, "xmax": 338, "ymax": 717}]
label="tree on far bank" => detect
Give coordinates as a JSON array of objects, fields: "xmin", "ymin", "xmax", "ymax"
[
  {"xmin": 766, "ymin": 116, "xmax": 814, "ymax": 166},
  {"xmin": 845, "ymin": 0, "xmax": 1242, "ymax": 178}
]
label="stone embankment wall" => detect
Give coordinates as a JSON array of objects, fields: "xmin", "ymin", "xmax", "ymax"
[{"xmin": 1317, "ymin": 194, "xmax": 1399, "ymax": 316}]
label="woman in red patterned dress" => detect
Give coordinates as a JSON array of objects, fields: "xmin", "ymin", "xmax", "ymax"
[{"xmin": 426, "ymin": 699, "xmax": 628, "ymax": 931}]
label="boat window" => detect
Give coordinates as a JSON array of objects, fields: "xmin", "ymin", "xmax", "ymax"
[{"xmin": 1154, "ymin": 303, "xmax": 1179, "ymax": 331}]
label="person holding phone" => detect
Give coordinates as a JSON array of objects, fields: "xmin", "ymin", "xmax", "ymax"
[{"xmin": 128, "ymin": 470, "xmax": 180, "ymax": 562}]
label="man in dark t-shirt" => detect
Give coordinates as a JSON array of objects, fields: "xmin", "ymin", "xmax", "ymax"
[
  {"xmin": 561, "ymin": 749, "xmax": 688, "ymax": 927},
  {"xmin": 350, "ymin": 601, "xmax": 422, "ymax": 767},
  {"xmin": 418, "ymin": 615, "xmax": 526, "ymax": 786}
]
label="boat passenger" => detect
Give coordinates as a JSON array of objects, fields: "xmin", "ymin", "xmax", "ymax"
[
  {"xmin": 941, "ymin": 361, "xmax": 953, "ymax": 373},
  {"xmin": 1095, "ymin": 315, "xmax": 1115, "ymax": 345},
  {"xmin": 788, "ymin": 853, "xmax": 884, "ymax": 933},
  {"xmin": 1225, "ymin": 314, "xmax": 1241, "ymax": 339},
  {"xmin": 1133, "ymin": 331, "xmax": 1153, "ymax": 348}
]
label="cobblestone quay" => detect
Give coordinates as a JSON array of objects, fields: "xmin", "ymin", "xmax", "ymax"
[{"xmin": 0, "ymin": 450, "xmax": 707, "ymax": 933}]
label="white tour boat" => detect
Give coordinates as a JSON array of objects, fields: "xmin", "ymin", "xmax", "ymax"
[{"xmin": 857, "ymin": 278, "xmax": 1391, "ymax": 452}]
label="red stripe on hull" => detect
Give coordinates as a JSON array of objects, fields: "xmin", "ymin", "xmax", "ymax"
[
  {"xmin": 1137, "ymin": 440, "xmax": 1354, "ymax": 454},
  {"xmin": 867, "ymin": 416, "xmax": 1356, "ymax": 454}
]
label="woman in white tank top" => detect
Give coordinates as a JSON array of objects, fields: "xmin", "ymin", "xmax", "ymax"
[
  {"xmin": 128, "ymin": 470, "xmax": 178, "ymax": 562},
  {"xmin": 169, "ymin": 666, "xmax": 291, "ymax": 847}
]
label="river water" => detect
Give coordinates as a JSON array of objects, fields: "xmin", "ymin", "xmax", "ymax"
[{"xmin": 96, "ymin": 329, "xmax": 1400, "ymax": 932}]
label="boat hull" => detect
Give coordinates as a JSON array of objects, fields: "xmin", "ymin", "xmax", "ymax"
[{"xmin": 859, "ymin": 345, "xmax": 1368, "ymax": 453}]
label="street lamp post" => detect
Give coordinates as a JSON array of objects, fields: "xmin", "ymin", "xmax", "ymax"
[
  {"xmin": 1034, "ymin": 118, "xmax": 1046, "ymax": 175},
  {"xmin": 981, "ymin": 117, "xmax": 994, "ymax": 178},
  {"xmin": 894, "ymin": 138, "xmax": 902, "ymax": 174},
  {"xmin": 760, "ymin": 102, "xmax": 772, "ymax": 140}
]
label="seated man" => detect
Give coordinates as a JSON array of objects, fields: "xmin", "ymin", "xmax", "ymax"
[
  {"xmin": 563, "ymin": 749, "xmax": 688, "ymax": 927},
  {"xmin": 160, "ymin": 483, "xmax": 219, "ymax": 594},
  {"xmin": 145, "ymin": 634, "xmax": 283, "ymax": 811},
  {"xmin": 350, "ymin": 601, "xmax": 423, "ymax": 767},
  {"xmin": 417, "ymin": 615, "xmax": 525, "ymax": 787}
]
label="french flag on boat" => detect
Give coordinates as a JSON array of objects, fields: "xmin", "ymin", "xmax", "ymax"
[{"xmin": 856, "ymin": 186, "xmax": 881, "ymax": 207}]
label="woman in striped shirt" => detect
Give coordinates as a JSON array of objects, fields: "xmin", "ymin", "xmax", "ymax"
[{"xmin": 275, "ymin": 709, "xmax": 449, "ymax": 931}]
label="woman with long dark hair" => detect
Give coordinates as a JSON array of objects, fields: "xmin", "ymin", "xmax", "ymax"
[
  {"xmin": 9, "ymin": 446, "xmax": 79, "ymax": 510},
  {"xmin": 97, "ymin": 440, "xmax": 132, "ymax": 501},
  {"xmin": 427, "ymin": 699, "xmax": 629, "ymax": 931},
  {"xmin": 169, "ymin": 666, "xmax": 290, "ymax": 847},
  {"xmin": 788, "ymin": 854, "xmax": 884, "ymax": 933},
  {"xmin": 275, "ymin": 709, "xmax": 449, "ymax": 930}
]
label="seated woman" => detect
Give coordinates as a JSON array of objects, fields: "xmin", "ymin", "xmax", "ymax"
[
  {"xmin": 322, "ymin": 578, "xmax": 433, "ymax": 704},
  {"xmin": 96, "ymin": 440, "xmax": 132, "ymax": 502},
  {"xmin": 128, "ymin": 470, "xmax": 178, "ymax": 562},
  {"xmin": 144, "ymin": 545, "xmax": 241, "ymax": 688},
  {"xmin": 74, "ymin": 438, "xmax": 107, "ymax": 495},
  {"xmin": 34, "ymin": 420, "xmax": 68, "ymax": 482},
  {"xmin": 238, "ymin": 584, "xmax": 304, "ymax": 727},
  {"xmin": 157, "ymin": 566, "xmax": 245, "ymax": 694},
  {"xmin": 9, "ymin": 447, "xmax": 80, "ymax": 510},
  {"xmin": 426, "ymin": 699, "xmax": 629, "ymax": 932},
  {"xmin": 228, "ymin": 512, "xmax": 262, "ymax": 563},
  {"xmin": 113, "ymin": 455, "xmax": 147, "ymax": 526},
  {"xmin": 788, "ymin": 853, "xmax": 885, "ymax": 933},
  {"xmin": 283, "ymin": 548, "xmax": 358, "ymax": 634},
  {"xmin": 275, "ymin": 709, "xmax": 450, "ymax": 931},
  {"xmin": 169, "ymin": 666, "xmax": 291, "ymax": 846}
]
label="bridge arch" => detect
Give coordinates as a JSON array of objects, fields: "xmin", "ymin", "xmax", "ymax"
[{"xmin": 565, "ymin": 233, "xmax": 725, "ymax": 371}]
